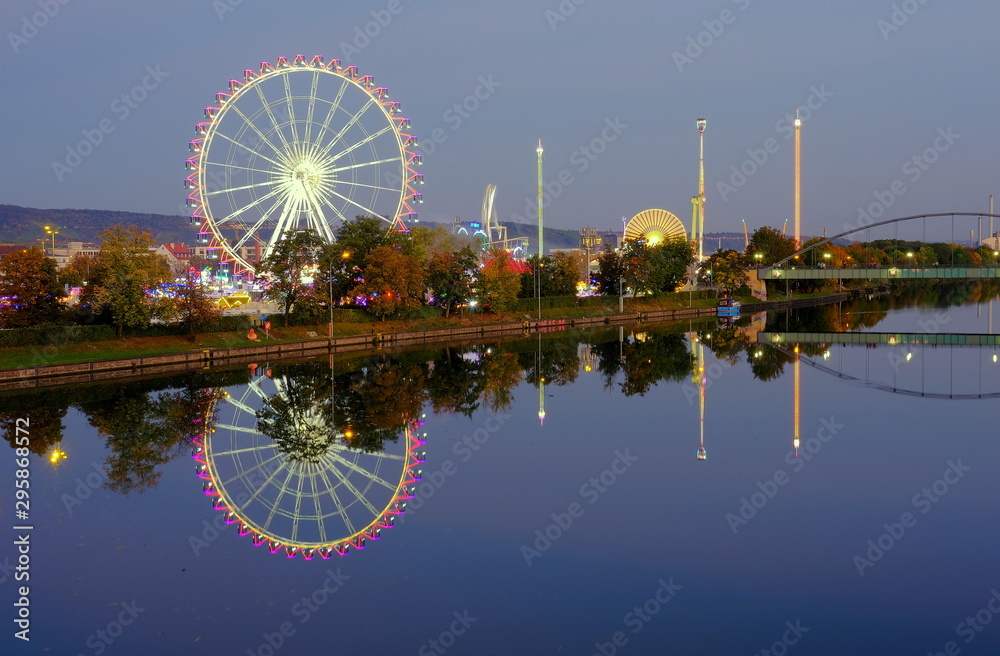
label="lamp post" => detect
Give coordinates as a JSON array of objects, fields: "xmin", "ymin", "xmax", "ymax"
[
  {"xmin": 329, "ymin": 251, "xmax": 350, "ymax": 339},
  {"xmin": 44, "ymin": 225, "xmax": 58, "ymax": 251},
  {"xmin": 754, "ymin": 252, "xmax": 763, "ymax": 268}
]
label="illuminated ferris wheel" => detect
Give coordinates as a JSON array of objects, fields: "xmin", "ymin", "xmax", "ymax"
[
  {"xmin": 185, "ymin": 55, "xmax": 423, "ymax": 273},
  {"xmin": 192, "ymin": 375, "xmax": 426, "ymax": 559}
]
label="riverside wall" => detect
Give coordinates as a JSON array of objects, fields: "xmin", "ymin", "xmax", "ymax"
[{"xmin": 0, "ymin": 293, "xmax": 851, "ymax": 391}]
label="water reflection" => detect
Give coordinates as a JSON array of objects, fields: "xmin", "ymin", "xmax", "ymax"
[
  {"xmin": 4, "ymin": 282, "xmax": 1000, "ymax": 561},
  {"xmin": 195, "ymin": 364, "xmax": 425, "ymax": 559}
]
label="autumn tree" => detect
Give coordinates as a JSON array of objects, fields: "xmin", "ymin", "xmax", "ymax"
[
  {"xmin": 747, "ymin": 226, "xmax": 798, "ymax": 265},
  {"xmin": 86, "ymin": 225, "xmax": 171, "ymax": 336},
  {"xmin": 58, "ymin": 252, "xmax": 99, "ymax": 288},
  {"xmin": 701, "ymin": 249, "xmax": 750, "ymax": 294},
  {"xmin": 426, "ymin": 246, "xmax": 478, "ymax": 317},
  {"xmin": 621, "ymin": 239, "xmax": 692, "ymax": 296},
  {"xmin": 595, "ymin": 249, "xmax": 625, "ymax": 296},
  {"xmin": 352, "ymin": 245, "xmax": 427, "ymax": 320},
  {"xmin": 478, "ymin": 249, "xmax": 521, "ymax": 312},
  {"xmin": 548, "ymin": 251, "xmax": 582, "ymax": 295},
  {"xmin": 0, "ymin": 246, "xmax": 63, "ymax": 328},
  {"xmin": 258, "ymin": 230, "xmax": 325, "ymax": 326},
  {"xmin": 171, "ymin": 270, "xmax": 220, "ymax": 336}
]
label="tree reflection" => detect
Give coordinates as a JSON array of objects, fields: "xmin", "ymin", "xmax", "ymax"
[
  {"xmin": 82, "ymin": 385, "xmax": 223, "ymax": 494},
  {"xmin": 0, "ymin": 390, "xmax": 68, "ymax": 457},
  {"xmin": 592, "ymin": 331, "xmax": 694, "ymax": 396}
]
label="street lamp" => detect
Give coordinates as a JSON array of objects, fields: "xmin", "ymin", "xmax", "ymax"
[
  {"xmin": 329, "ymin": 251, "xmax": 350, "ymax": 339},
  {"xmin": 44, "ymin": 225, "xmax": 58, "ymax": 250},
  {"xmin": 754, "ymin": 252, "xmax": 763, "ymax": 268}
]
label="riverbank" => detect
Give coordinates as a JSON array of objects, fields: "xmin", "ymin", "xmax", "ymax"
[{"xmin": 0, "ymin": 291, "xmax": 853, "ymax": 390}]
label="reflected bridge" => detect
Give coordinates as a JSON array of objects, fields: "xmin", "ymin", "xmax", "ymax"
[{"xmin": 760, "ymin": 332, "xmax": 1000, "ymax": 347}]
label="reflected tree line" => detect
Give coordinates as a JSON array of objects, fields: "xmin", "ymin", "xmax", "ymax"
[{"xmin": 3, "ymin": 280, "xmax": 997, "ymax": 493}]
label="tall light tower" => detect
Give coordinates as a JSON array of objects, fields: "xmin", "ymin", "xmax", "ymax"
[
  {"xmin": 537, "ymin": 139, "xmax": 544, "ymax": 259},
  {"xmin": 794, "ymin": 111, "xmax": 802, "ymax": 246},
  {"xmin": 698, "ymin": 118, "xmax": 706, "ymax": 261},
  {"xmin": 536, "ymin": 139, "xmax": 544, "ymax": 321}
]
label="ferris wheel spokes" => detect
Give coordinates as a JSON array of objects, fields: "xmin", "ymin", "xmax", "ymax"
[{"xmin": 190, "ymin": 55, "xmax": 416, "ymax": 273}]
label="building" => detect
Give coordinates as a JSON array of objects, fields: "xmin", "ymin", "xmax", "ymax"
[
  {"xmin": 155, "ymin": 243, "xmax": 192, "ymax": 270},
  {"xmin": 47, "ymin": 242, "xmax": 101, "ymax": 268}
]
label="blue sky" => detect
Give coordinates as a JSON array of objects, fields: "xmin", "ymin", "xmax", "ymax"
[{"xmin": 1, "ymin": 0, "xmax": 997, "ymax": 240}]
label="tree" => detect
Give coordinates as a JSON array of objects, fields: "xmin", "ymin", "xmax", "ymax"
[
  {"xmin": 621, "ymin": 239, "xmax": 692, "ymax": 296},
  {"xmin": 427, "ymin": 246, "xmax": 478, "ymax": 317},
  {"xmin": 595, "ymin": 249, "xmax": 625, "ymax": 296},
  {"xmin": 90, "ymin": 225, "xmax": 171, "ymax": 336},
  {"xmin": 747, "ymin": 226, "xmax": 797, "ymax": 265},
  {"xmin": 478, "ymin": 249, "xmax": 521, "ymax": 312},
  {"xmin": 0, "ymin": 247, "xmax": 63, "ymax": 328},
  {"xmin": 335, "ymin": 216, "xmax": 396, "ymax": 273},
  {"xmin": 352, "ymin": 245, "xmax": 426, "ymax": 320},
  {"xmin": 701, "ymin": 249, "xmax": 749, "ymax": 294},
  {"xmin": 174, "ymin": 270, "xmax": 220, "ymax": 336},
  {"xmin": 549, "ymin": 251, "xmax": 582, "ymax": 296},
  {"xmin": 258, "ymin": 230, "xmax": 325, "ymax": 326},
  {"xmin": 58, "ymin": 252, "xmax": 99, "ymax": 288}
]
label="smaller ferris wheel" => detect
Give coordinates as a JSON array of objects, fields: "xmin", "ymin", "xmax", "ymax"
[{"xmin": 185, "ymin": 55, "xmax": 423, "ymax": 273}]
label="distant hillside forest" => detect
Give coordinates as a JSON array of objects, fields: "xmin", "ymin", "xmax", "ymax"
[
  {"xmin": 0, "ymin": 204, "xmax": 585, "ymax": 251},
  {"xmin": 0, "ymin": 205, "xmax": 195, "ymax": 244},
  {"xmin": 0, "ymin": 203, "xmax": 751, "ymax": 253}
]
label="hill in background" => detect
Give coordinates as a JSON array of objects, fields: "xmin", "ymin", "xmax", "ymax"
[
  {"xmin": 0, "ymin": 204, "xmax": 757, "ymax": 253},
  {"xmin": 0, "ymin": 204, "xmax": 195, "ymax": 244}
]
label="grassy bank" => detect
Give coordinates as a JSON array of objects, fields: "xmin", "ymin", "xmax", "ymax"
[{"xmin": 0, "ymin": 289, "xmax": 827, "ymax": 371}]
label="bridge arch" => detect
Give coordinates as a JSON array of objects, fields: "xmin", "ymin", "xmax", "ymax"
[{"xmin": 767, "ymin": 212, "xmax": 1000, "ymax": 269}]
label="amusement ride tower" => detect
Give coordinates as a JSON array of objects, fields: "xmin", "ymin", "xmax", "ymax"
[{"xmin": 690, "ymin": 118, "xmax": 707, "ymax": 261}]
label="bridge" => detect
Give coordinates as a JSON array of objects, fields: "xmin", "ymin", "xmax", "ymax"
[
  {"xmin": 759, "ymin": 331, "xmax": 1000, "ymax": 346},
  {"xmin": 761, "ymin": 266, "xmax": 1000, "ymax": 280},
  {"xmin": 758, "ymin": 212, "xmax": 1000, "ymax": 281}
]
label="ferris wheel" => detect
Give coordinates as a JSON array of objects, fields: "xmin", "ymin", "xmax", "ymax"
[
  {"xmin": 192, "ymin": 374, "xmax": 426, "ymax": 559},
  {"xmin": 185, "ymin": 55, "xmax": 423, "ymax": 273}
]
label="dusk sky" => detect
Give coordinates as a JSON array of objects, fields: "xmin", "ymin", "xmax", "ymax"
[{"xmin": 1, "ymin": 0, "xmax": 997, "ymax": 239}]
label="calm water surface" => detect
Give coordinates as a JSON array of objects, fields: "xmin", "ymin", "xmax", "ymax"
[{"xmin": 3, "ymin": 288, "xmax": 1000, "ymax": 655}]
